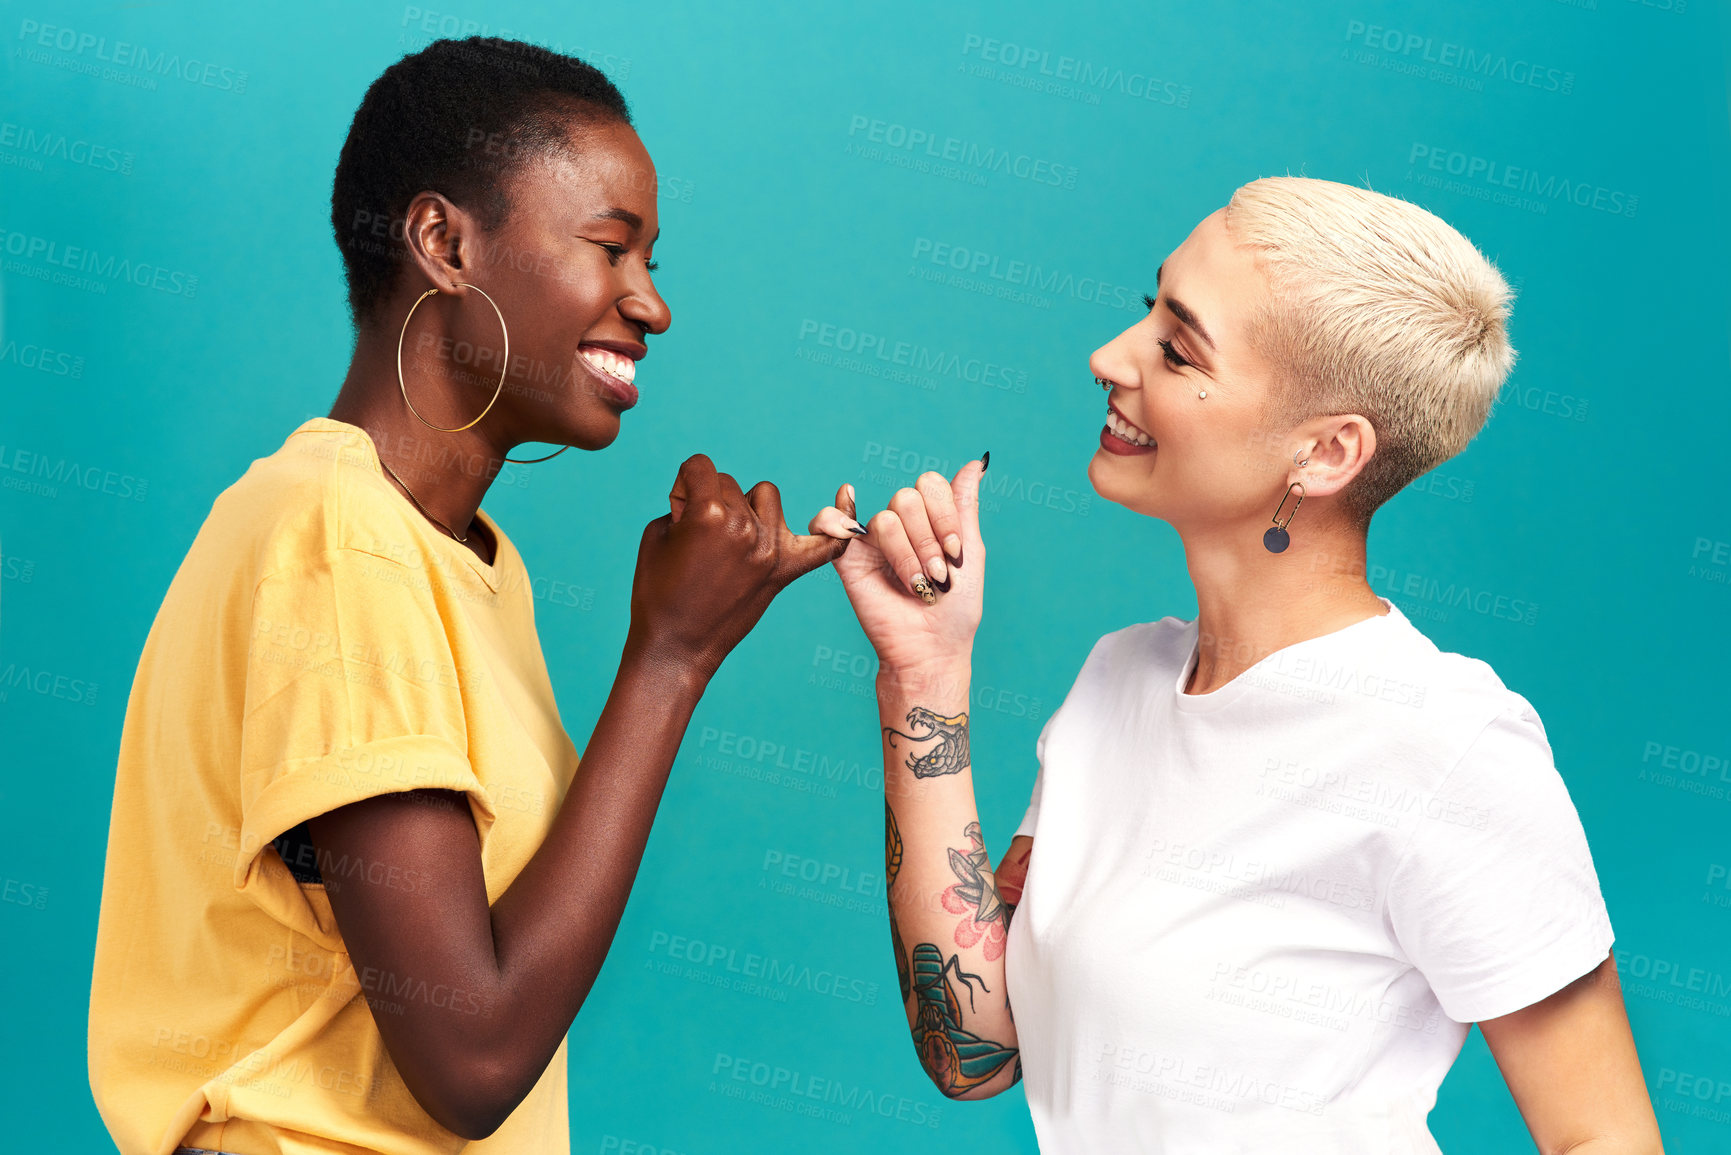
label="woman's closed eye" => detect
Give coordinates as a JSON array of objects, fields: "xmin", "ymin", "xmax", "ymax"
[
  {"xmin": 595, "ymin": 241, "xmax": 659, "ymax": 273},
  {"xmin": 1155, "ymin": 337, "xmax": 1190, "ymax": 369},
  {"xmin": 1141, "ymin": 294, "xmax": 1191, "ymax": 369}
]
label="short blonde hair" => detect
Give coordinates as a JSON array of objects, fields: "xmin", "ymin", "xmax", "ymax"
[{"xmin": 1223, "ymin": 176, "xmax": 1516, "ymax": 526}]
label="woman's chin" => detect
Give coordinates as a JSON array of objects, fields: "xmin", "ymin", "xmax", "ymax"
[
  {"xmin": 578, "ymin": 419, "xmax": 621, "ymax": 451},
  {"xmin": 1088, "ymin": 453, "xmax": 1164, "ymax": 514},
  {"xmin": 503, "ymin": 423, "xmax": 607, "ymax": 459},
  {"xmin": 1087, "ymin": 447, "xmax": 1148, "ymax": 483},
  {"xmin": 539, "ymin": 406, "xmax": 624, "ymax": 453}
]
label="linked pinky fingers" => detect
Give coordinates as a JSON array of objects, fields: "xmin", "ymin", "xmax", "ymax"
[{"xmin": 809, "ymin": 505, "xmax": 869, "ymax": 540}]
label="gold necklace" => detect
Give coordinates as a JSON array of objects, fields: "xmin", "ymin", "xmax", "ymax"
[{"xmin": 377, "ymin": 457, "xmax": 472, "ymax": 543}]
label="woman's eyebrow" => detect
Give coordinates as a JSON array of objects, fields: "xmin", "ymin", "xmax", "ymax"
[
  {"xmin": 1155, "ymin": 261, "xmax": 1216, "ymax": 351},
  {"xmin": 593, "ymin": 206, "xmax": 642, "ymax": 230}
]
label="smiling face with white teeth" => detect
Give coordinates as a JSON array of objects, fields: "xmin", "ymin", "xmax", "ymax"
[
  {"xmin": 443, "ymin": 115, "xmax": 672, "ymax": 453},
  {"xmin": 1087, "ymin": 208, "xmax": 1301, "ymax": 535}
]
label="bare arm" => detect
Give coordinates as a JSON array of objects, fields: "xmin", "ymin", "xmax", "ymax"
[
  {"xmin": 308, "ymin": 642, "xmax": 702, "ymax": 1138},
  {"xmin": 305, "ymin": 456, "xmax": 847, "ymax": 1139},
  {"xmin": 816, "ymin": 456, "xmax": 1024, "ymax": 1099},
  {"xmin": 1478, "ymin": 951, "xmax": 1665, "ymax": 1155},
  {"xmin": 878, "ymin": 665, "xmax": 1022, "ymax": 1099}
]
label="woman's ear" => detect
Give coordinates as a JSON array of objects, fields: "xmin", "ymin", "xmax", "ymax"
[
  {"xmin": 1292, "ymin": 414, "xmax": 1376, "ymax": 497},
  {"xmin": 399, "ymin": 190, "xmax": 468, "ymax": 291}
]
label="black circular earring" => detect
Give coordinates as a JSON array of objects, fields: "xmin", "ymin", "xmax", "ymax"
[{"xmin": 1264, "ymin": 482, "xmax": 1305, "ymax": 553}]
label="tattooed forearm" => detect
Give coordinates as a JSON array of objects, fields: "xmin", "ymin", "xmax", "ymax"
[
  {"xmin": 882, "ymin": 684, "xmax": 1020, "ymax": 1100},
  {"xmin": 908, "ymin": 942, "xmax": 1019, "ymax": 1097},
  {"xmin": 883, "ymin": 706, "xmax": 970, "ymax": 778},
  {"xmin": 886, "ymin": 810, "xmax": 1021, "ymax": 1095}
]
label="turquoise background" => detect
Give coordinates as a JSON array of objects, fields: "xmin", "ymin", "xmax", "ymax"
[{"xmin": 3, "ymin": 0, "xmax": 1728, "ymax": 1149}]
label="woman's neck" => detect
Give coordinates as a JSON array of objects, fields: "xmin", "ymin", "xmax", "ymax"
[
  {"xmin": 328, "ymin": 330, "xmax": 508, "ymax": 565},
  {"xmin": 1179, "ymin": 521, "xmax": 1386, "ymax": 695}
]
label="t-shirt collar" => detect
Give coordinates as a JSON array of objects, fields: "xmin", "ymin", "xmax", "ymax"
[
  {"xmin": 294, "ymin": 417, "xmax": 511, "ymax": 593},
  {"xmin": 1172, "ymin": 596, "xmax": 1401, "ymax": 712}
]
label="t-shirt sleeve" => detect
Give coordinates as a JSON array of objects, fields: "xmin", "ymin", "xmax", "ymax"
[
  {"xmin": 1013, "ymin": 707, "xmax": 1058, "ymax": 839},
  {"xmin": 1385, "ymin": 700, "xmax": 1614, "ymax": 1023},
  {"xmin": 1012, "ymin": 628, "xmax": 1130, "ymax": 841},
  {"xmin": 236, "ymin": 547, "xmax": 497, "ymax": 947}
]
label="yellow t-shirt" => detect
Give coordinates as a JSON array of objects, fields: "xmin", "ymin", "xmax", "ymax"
[{"xmin": 89, "ymin": 417, "xmax": 580, "ymax": 1155}]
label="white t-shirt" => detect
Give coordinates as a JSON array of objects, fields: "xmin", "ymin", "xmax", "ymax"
[{"xmin": 1004, "ymin": 597, "xmax": 1614, "ymax": 1154}]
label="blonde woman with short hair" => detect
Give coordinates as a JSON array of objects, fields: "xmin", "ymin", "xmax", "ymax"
[{"xmin": 811, "ymin": 177, "xmax": 1664, "ymax": 1153}]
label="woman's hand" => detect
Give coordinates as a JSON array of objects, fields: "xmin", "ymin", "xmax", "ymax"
[
  {"xmin": 631, "ymin": 453, "xmax": 853, "ymax": 679},
  {"xmin": 809, "ymin": 457, "xmax": 987, "ymax": 679}
]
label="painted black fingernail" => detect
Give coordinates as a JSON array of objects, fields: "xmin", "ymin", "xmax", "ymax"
[
  {"xmin": 849, "ymin": 524, "xmax": 869, "ymax": 536},
  {"xmin": 931, "ymin": 572, "xmax": 951, "ymax": 594},
  {"xmin": 981, "ymin": 450, "xmax": 991, "ymax": 472}
]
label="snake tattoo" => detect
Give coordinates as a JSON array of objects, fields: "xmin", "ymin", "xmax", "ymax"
[{"xmin": 882, "ymin": 707, "xmax": 970, "ymax": 778}]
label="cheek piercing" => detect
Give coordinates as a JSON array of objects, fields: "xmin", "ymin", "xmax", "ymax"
[{"xmin": 1198, "ymin": 390, "xmax": 1207, "ymax": 399}]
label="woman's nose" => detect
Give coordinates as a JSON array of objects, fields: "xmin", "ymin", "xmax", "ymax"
[{"xmin": 623, "ymin": 277, "xmax": 672, "ymax": 335}]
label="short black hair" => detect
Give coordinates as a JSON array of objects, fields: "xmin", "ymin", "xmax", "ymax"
[{"xmin": 330, "ymin": 36, "xmax": 631, "ymax": 331}]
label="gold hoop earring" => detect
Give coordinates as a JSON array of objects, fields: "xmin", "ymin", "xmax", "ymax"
[
  {"xmin": 504, "ymin": 443, "xmax": 570, "ymax": 463},
  {"xmin": 396, "ymin": 283, "xmax": 569, "ymax": 464},
  {"xmin": 398, "ymin": 283, "xmax": 509, "ymax": 432}
]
